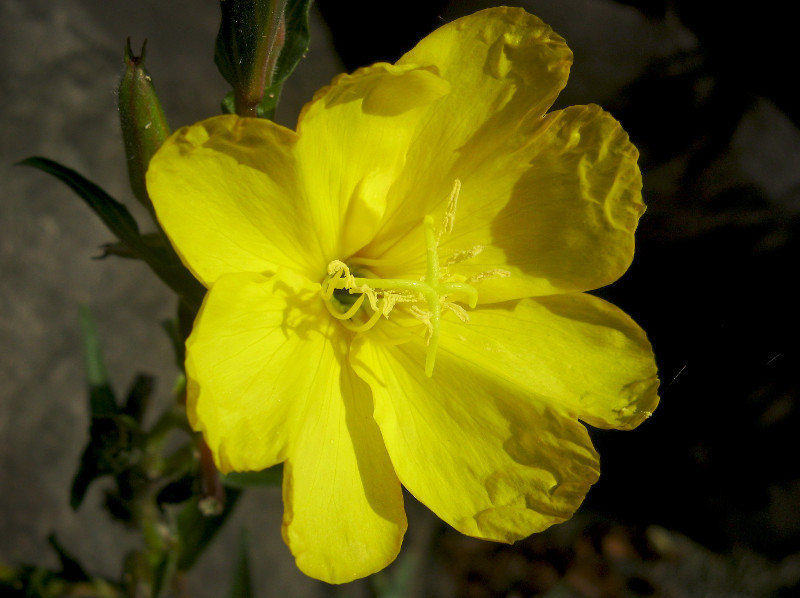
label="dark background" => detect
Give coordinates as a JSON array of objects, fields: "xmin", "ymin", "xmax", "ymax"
[{"xmin": 2, "ymin": 1, "xmax": 799, "ymax": 596}]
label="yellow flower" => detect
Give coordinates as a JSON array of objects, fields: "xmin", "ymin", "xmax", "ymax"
[{"xmin": 147, "ymin": 7, "xmax": 659, "ymax": 584}]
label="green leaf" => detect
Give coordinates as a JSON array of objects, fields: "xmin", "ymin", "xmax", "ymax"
[
  {"xmin": 228, "ymin": 531, "xmax": 254, "ymax": 598},
  {"xmin": 70, "ymin": 414, "xmax": 142, "ymax": 510},
  {"xmin": 122, "ymin": 373, "xmax": 155, "ymax": 423},
  {"xmin": 155, "ymin": 474, "xmax": 195, "ymax": 506},
  {"xmin": 272, "ymin": 0, "xmax": 313, "ymax": 90},
  {"xmin": 47, "ymin": 535, "xmax": 89, "ymax": 583},
  {"xmin": 20, "ymin": 157, "xmax": 144, "ymax": 254},
  {"xmin": 78, "ymin": 305, "xmax": 117, "ymax": 417},
  {"xmin": 96, "ymin": 232, "xmax": 171, "ymax": 260},
  {"xmin": 370, "ymin": 542, "xmax": 423, "ymax": 598},
  {"xmin": 18, "ymin": 156, "xmax": 205, "ymax": 312},
  {"xmin": 152, "ymin": 541, "xmax": 179, "ymax": 598},
  {"xmin": 221, "ymin": 464, "xmax": 283, "ymax": 488},
  {"xmin": 176, "ymin": 487, "xmax": 242, "ymax": 571},
  {"xmin": 72, "ymin": 307, "xmax": 147, "ymax": 510}
]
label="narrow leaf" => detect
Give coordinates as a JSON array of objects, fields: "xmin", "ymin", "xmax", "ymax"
[
  {"xmin": 221, "ymin": 465, "xmax": 283, "ymax": 488},
  {"xmin": 176, "ymin": 488, "xmax": 242, "ymax": 571},
  {"xmin": 19, "ymin": 156, "xmax": 205, "ymax": 311},
  {"xmin": 122, "ymin": 373, "xmax": 155, "ymax": 422},
  {"xmin": 272, "ymin": 0, "xmax": 312, "ymax": 89},
  {"xmin": 228, "ymin": 531, "xmax": 254, "ymax": 598},
  {"xmin": 20, "ymin": 157, "xmax": 144, "ymax": 254},
  {"xmin": 78, "ymin": 305, "xmax": 117, "ymax": 417},
  {"xmin": 47, "ymin": 535, "xmax": 90, "ymax": 583},
  {"xmin": 371, "ymin": 542, "xmax": 424, "ymax": 598},
  {"xmin": 70, "ymin": 415, "xmax": 142, "ymax": 510}
]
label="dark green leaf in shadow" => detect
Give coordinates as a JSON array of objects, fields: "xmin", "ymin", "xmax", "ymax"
[
  {"xmin": 122, "ymin": 373, "xmax": 155, "ymax": 423},
  {"xmin": 156, "ymin": 474, "xmax": 196, "ymax": 506},
  {"xmin": 20, "ymin": 157, "xmax": 143, "ymax": 254},
  {"xmin": 221, "ymin": 465, "xmax": 283, "ymax": 488},
  {"xmin": 96, "ymin": 232, "xmax": 170, "ymax": 260},
  {"xmin": 228, "ymin": 531, "xmax": 254, "ymax": 598},
  {"xmin": 46, "ymin": 535, "xmax": 89, "ymax": 583},
  {"xmin": 176, "ymin": 487, "xmax": 242, "ymax": 571},
  {"xmin": 18, "ymin": 157, "xmax": 205, "ymax": 312},
  {"xmin": 72, "ymin": 307, "xmax": 145, "ymax": 510},
  {"xmin": 272, "ymin": 0, "xmax": 313, "ymax": 91},
  {"xmin": 370, "ymin": 538, "xmax": 423, "ymax": 598},
  {"xmin": 70, "ymin": 414, "xmax": 143, "ymax": 510},
  {"xmin": 162, "ymin": 317, "xmax": 186, "ymax": 371},
  {"xmin": 78, "ymin": 305, "xmax": 117, "ymax": 417}
]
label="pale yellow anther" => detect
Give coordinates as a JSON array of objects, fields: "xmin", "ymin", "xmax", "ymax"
[
  {"xmin": 445, "ymin": 245, "xmax": 484, "ymax": 267},
  {"xmin": 379, "ymin": 292, "xmax": 409, "ymax": 317},
  {"xmin": 465, "ymin": 269, "xmax": 512, "ymax": 285},
  {"xmin": 351, "ymin": 284, "xmax": 381, "ymax": 312},
  {"xmin": 443, "ymin": 302, "xmax": 470, "ymax": 323},
  {"xmin": 438, "ymin": 178, "xmax": 461, "ymax": 242},
  {"xmin": 327, "ymin": 259, "xmax": 352, "ymax": 279},
  {"xmin": 409, "ymin": 306, "xmax": 433, "ymax": 334},
  {"xmin": 324, "ymin": 260, "xmax": 355, "ymax": 299}
]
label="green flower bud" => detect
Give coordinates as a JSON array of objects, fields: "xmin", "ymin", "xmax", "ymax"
[
  {"xmin": 215, "ymin": 0, "xmax": 288, "ymax": 117},
  {"xmin": 118, "ymin": 39, "xmax": 170, "ymax": 212}
]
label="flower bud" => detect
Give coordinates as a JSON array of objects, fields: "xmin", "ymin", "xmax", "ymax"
[
  {"xmin": 214, "ymin": 0, "xmax": 288, "ymax": 117},
  {"xmin": 118, "ymin": 39, "xmax": 170, "ymax": 212}
]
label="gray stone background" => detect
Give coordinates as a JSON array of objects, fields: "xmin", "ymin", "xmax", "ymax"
[
  {"xmin": 1, "ymin": 2, "xmax": 339, "ymax": 596},
  {"xmin": 3, "ymin": 0, "xmax": 800, "ymax": 596}
]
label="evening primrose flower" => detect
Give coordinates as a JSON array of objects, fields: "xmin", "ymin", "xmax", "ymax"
[{"xmin": 146, "ymin": 7, "xmax": 659, "ymax": 584}]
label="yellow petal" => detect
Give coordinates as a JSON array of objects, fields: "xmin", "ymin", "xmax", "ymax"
[
  {"xmin": 147, "ymin": 115, "xmax": 321, "ymax": 286},
  {"xmin": 185, "ymin": 268, "xmax": 331, "ymax": 472},
  {"xmin": 294, "ymin": 63, "xmax": 450, "ymax": 261},
  {"xmin": 399, "ymin": 7, "xmax": 570, "ymax": 120},
  {"xmin": 362, "ymin": 7, "xmax": 573, "ymax": 256},
  {"xmin": 450, "ymin": 105, "xmax": 644, "ymax": 301},
  {"xmin": 350, "ymin": 332, "xmax": 600, "ymax": 543},
  {"xmin": 282, "ymin": 362, "xmax": 406, "ymax": 584},
  {"xmin": 366, "ymin": 105, "xmax": 644, "ymax": 302},
  {"xmin": 188, "ymin": 269, "xmax": 406, "ymax": 582},
  {"xmin": 440, "ymin": 293, "xmax": 659, "ymax": 430}
]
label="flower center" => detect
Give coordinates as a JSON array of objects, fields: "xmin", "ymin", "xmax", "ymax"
[{"xmin": 321, "ymin": 181, "xmax": 478, "ymax": 377}]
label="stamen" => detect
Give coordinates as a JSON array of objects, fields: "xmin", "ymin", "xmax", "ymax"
[
  {"xmin": 409, "ymin": 306, "xmax": 433, "ymax": 333},
  {"xmin": 444, "ymin": 302, "xmax": 470, "ymax": 322},
  {"xmin": 321, "ymin": 179, "xmax": 484, "ymax": 377},
  {"xmin": 351, "ymin": 283, "xmax": 381, "ymax": 312},
  {"xmin": 465, "ymin": 269, "xmax": 511, "ymax": 285},
  {"xmin": 445, "ymin": 245, "xmax": 484, "ymax": 267},
  {"xmin": 438, "ymin": 178, "xmax": 461, "ymax": 241}
]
